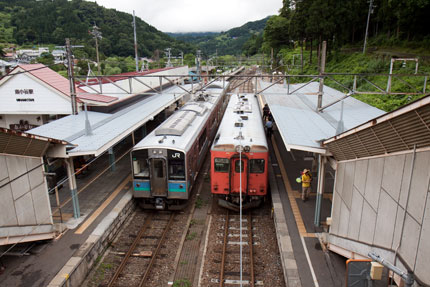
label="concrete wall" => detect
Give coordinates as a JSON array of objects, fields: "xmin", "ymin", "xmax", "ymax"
[
  {"xmin": 0, "ymin": 154, "xmax": 54, "ymax": 245},
  {"xmin": 329, "ymin": 150, "xmax": 430, "ymax": 285}
]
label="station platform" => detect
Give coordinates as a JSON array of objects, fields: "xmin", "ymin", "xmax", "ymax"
[{"xmin": 269, "ymin": 127, "xmax": 347, "ymax": 287}]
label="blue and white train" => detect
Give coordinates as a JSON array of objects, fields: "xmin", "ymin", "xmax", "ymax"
[{"xmin": 131, "ymin": 83, "xmax": 229, "ymax": 209}]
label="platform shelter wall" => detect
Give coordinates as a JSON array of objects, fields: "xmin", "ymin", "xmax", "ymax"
[
  {"xmin": 0, "ymin": 154, "xmax": 54, "ymax": 245},
  {"xmin": 329, "ymin": 149, "xmax": 430, "ymax": 285}
]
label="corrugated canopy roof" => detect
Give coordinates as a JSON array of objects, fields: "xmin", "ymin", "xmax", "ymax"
[
  {"xmin": 29, "ymin": 84, "xmax": 195, "ymax": 157},
  {"xmin": 0, "ymin": 128, "xmax": 68, "ymax": 158},
  {"xmin": 323, "ymin": 95, "xmax": 430, "ymax": 161},
  {"xmin": 260, "ymin": 81, "xmax": 385, "ymax": 154}
]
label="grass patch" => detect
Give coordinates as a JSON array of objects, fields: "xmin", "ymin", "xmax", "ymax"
[
  {"xmin": 173, "ymin": 278, "xmax": 192, "ymax": 287},
  {"xmin": 186, "ymin": 231, "xmax": 198, "ymax": 241},
  {"xmin": 195, "ymin": 196, "xmax": 203, "ymax": 208}
]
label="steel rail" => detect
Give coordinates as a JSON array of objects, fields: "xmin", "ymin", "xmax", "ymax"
[
  {"xmin": 107, "ymin": 213, "xmax": 154, "ymax": 287},
  {"xmin": 219, "ymin": 211, "xmax": 230, "ymax": 287},
  {"xmin": 138, "ymin": 213, "xmax": 175, "ymax": 287}
]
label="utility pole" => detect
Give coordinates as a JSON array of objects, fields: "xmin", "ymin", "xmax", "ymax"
[
  {"xmin": 165, "ymin": 48, "xmax": 172, "ymax": 67},
  {"xmin": 65, "ymin": 38, "xmax": 77, "ymax": 115},
  {"xmin": 132, "ymin": 10, "xmax": 139, "ymax": 72},
  {"xmin": 180, "ymin": 51, "xmax": 184, "ymax": 66},
  {"xmin": 89, "ymin": 24, "xmax": 102, "ymax": 74},
  {"xmin": 196, "ymin": 50, "xmax": 201, "ymax": 80},
  {"xmin": 363, "ymin": 0, "xmax": 374, "ymax": 54},
  {"xmin": 317, "ymin": 41, "xmax": 327, "ymax": 111}
]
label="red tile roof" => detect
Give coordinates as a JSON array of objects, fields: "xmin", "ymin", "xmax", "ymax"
[
  {"xmin": 13, "ymin": 64, "xmax": 117, "ymax": 103},
  {"xmin": 80, "ymin": 67, "xmax": 176, "ymax": 86}
]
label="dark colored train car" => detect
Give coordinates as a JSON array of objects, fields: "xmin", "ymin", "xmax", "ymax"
[
  {"xmin": 210, "ymin": 93, "xmax": 268, "ymax": 210},
  {"xmin": 131, "ymin": 83, "xmax": 229, "ymax": 210}
]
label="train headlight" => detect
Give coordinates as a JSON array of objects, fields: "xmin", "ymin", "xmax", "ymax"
[
  {"xmin": 244, "ymin": 146, "xmax": 251, "ymax": 152},
  {"xmin": 136, "ymin": 183, "xmax": 140, "ymax": 187},
  {"xmin": 179, "ymin": 184, "xmax": 184, "ymax": 189}
]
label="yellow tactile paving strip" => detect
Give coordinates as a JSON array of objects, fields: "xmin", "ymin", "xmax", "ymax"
[
  {"xmin": 271, "ymin": 136, "xmax": 316, "ymax": 238},
  {"xmin": 75, "ymin": 175, "xmax": 131, "ymax": 234}
]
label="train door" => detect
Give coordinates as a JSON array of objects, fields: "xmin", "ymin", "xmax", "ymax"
[
  {"xmin": 150, "ymin": 158, "xmax": 167, "ymax": 196},
  {"xmin": 231, "ymin": 158, "xmax": 248, "ymax": 194}
]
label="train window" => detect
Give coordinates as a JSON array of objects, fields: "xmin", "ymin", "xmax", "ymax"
[
  {"xmin": 250, "ymin": 159, "xmax": 265, "ymax": 173},
  {"xmin": 214, "ymin": 158, "xmax": 229, "ymax": 172},
  {"xmin": 154, "ymin": 160, "xmax": 165, "ymax": 178},
  {"xmin": 132, "ymin": 150, "xmax": 149, "ymax": 179},
  {"xmin": 168, "ymin": 159, "xmax": 185, "ymax": 180},
  {"xmin": 235, "ymin": 160, "xmax": 244, "ymax": 173}
]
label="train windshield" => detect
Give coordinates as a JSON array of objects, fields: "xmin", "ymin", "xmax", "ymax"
[
  {"xmin": 168, "ymin": 159, "xmax": 185, "ymax": 180},
  {"xmin": 214, "ymin": 158, "xmax": 229, "ymax": 172},
  {"xmin": 234, "ymin": 160, "xmax": 245, "ymax": 173},
  {"xmin": 250, "ymin": 159, "xmax": 265, "ymax": 173},
  {"xmin": 168, "ymin": 150, "xmax": 185, "ymax": 180},
  {"xmin": 132, "ymin": 149, "xmax": 150, "ymax": 179}
]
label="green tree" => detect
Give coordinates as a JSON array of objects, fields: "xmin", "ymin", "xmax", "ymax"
[
  {"xmin": 263, "ymin": 15, "xmax": 291, "ymax": 53},
  {"xmin": 36, "ymin": 52, "xmax": 54, "ymax": 65}
]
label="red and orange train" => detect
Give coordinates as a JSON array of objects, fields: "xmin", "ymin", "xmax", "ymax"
[{"xmin": 210, "ymin": 93, "xmax": 269, "ymax": 210}]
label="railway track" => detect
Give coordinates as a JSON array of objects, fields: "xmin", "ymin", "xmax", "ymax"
[
  {"xmin": 217, "ymin": 211, "xmax": 257, "ymax": 286},
  {"xmin": 105, "ymin": 211, "xmax": 175, "ymax": 287},
  {"xmin": 228, "ymin": 68, "xmax": 256, "ymax": 94}
]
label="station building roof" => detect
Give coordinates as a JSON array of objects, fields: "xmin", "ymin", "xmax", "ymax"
[
  {"xmin": 2, "ymin": 64, "xmax": 118, "ymax": 104},
  {"xmin": 29, "ymin": 84, "xmax": 196, "ymax": 157},
  {"xmin": 323, "ymin": 95, "xmax": 430, "ymax": 161},
  {"xmin": 260, "ymin": 81, "xmax": 385, "ymax": 154}
]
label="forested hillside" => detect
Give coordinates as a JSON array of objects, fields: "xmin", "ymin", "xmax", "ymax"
[
  {"xmin": 169, "ymin": 17, "xmax": 269, "ymax": 56},
  {"xmin": 259, "ymin": 0, "xmax": 430, "ymax": 112},
  {"xmin": 263, "ymin": 0, "xmax": 430, "ymax": 57},
  {"xmin": 0, "ymin": 0, "xmax": 194, "ymax": 58}
]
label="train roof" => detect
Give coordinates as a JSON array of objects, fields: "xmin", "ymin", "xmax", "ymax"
[
  {"xmin": 133, "ymin": 82, "xmax": 225, "ymax": 152},
  {"xmin": 212, "ymin": 93, "xmax": 268, "ymax": 152}
]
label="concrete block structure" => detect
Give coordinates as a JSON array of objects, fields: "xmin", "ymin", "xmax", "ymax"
[
  {"xmin": 0, "ymin": 128, "xmax": 68, "ymax": 245},
  {"xmin": 324, "ymin": 96, "xmax": 430, "ymax": 285},
  {"xmin": 0, "ymin": 154, "xmax": 54, "ymax": 245}
]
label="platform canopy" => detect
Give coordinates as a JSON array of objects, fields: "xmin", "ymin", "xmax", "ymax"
[
  {"xmin": 29, "ymin": 84, "xmax": 197, "ymax": 157},
  {"xmin": 259, "ymin": 81, "xmax": 385, "ymax": 154},
  {"xmin": 0, "ymin": 127, "xmax": 68, "ymax": 157}
]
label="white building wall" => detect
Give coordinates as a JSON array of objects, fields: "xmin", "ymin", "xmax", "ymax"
[
  {"xmin": 0, "ymin": 154, "xmax": 54, "ymax": 245},
  {"xmin": 329, "ymin": 150, "xmax": 430, "ymax": 285},
  {"xmin": 0, "ymin": 72, "xmax": 73, "ymax": 115}
]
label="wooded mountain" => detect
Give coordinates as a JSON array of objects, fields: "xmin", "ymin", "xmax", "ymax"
[
  {"xmin": 0, "ymin": 0, "xmax": 194, "ymax": 58},
  {"xmin": 263, "ymin": 0, "xmax": 430, "ymax": 58},
  {"xmin": 168, "ymin": 17, "xmax": 270, "ymax": 56}
]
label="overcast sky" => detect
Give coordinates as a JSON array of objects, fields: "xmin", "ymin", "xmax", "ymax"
[{"xmin": 89, "ymin": 0, "xmax": 282, "ymax": 33}]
